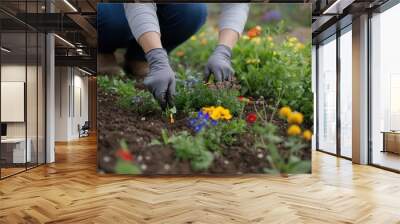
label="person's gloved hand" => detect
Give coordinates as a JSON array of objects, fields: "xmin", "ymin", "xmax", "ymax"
[
  {"xmin": 204, "ymin": 44, "xmax": 235, "ymax": 83},
  {"xmin": 144, "ymin": 48, "xmax": 176, "ymax": 109}
]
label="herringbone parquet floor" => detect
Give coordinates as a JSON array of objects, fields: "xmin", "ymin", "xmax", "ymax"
[{"xmin": 1, "ymin": 135, "xmax": 400, "ymax": 224}]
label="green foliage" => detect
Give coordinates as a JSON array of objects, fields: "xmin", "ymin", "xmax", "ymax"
[
  {"xmin": 175, "ymin": 82, "xmax": 245, "ymax": 116},
  {"xmin": 252, "ymin": 123, "xmax": 311, "ymax": 175},
  {"xmin": 152, "ymin": 130, "xmax": 214, "ymax": 171},
  {"xmin": 114, "ymin": 139, "xmax": 141, "ymax": 175},
  {"xmin": 97, "ymin": 75, "xmax": 160, "ymax": 114},
  {"xmin": 170, "ymin": 27, "xmax": 313, "ymax": 127},
  {"xmin": 232, "ymin": 37, "xmax": 313, "ymax": 127},
  {"xmin": 115, "ymin": 160, "xmax": 141, "ymax": 175},
  {"xmin": 201, "ymin": 119, "xmax": 247, "ymax": 151}
]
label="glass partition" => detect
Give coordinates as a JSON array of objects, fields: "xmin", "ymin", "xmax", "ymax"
[
  {"xmin": 1, "ymin": 31, "xmax": 28, "ymax": 177},
  {"xmin": 27, "ymin": 30, "xmax": 38, "ymax": 169},
  {"xmin": 371, "ymin": 4, "xmax": 400, "ymax": 171},
  {"xmin": 339, "ymin": 28, "xmax": 352, "ymax": 158},
  {"xmin": 0, "ymin": 1, "xmax": 46, "ymax": 179},
  {"xmin": 317, "ymin": 36, "xmax": 337, "ymax": 154}
]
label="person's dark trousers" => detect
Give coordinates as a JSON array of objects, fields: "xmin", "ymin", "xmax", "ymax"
[{"xmin": 97, "ymin": 3, "xmax": 208, "ymax": 62}]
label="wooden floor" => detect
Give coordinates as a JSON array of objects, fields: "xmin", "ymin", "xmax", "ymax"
[{"xmin": 1, "ymin": 135, "xmax": 400, "ymax": 224}]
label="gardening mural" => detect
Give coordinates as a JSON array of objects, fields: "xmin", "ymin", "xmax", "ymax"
[{"xmin": 97, "ymin": 3, "xmax": 312, "ymax": 175}]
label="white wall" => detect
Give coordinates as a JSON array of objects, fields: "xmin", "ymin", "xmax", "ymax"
[{"xmin": 54, "ymin": 67, "xmax": 89, "ymax": 141}]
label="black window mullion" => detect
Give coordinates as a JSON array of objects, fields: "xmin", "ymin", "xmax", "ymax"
[
  {"xmin": 36, "ymin": 0, "xmax": 39, "ymax": 168},
  {"xmin": 24, "ymin": 0, "xmax": 28, "ymax": 171},
  {"xmin": 316, "ymin": 45, "xmax": 319, "ymax": 151},
  {"xmin": 336, "ymin": 27, "xmax": 341, "ymax": 157}
]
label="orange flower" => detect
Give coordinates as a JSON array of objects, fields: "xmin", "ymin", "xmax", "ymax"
[{"xmin": 247, "ymin": 26, "xmax": 262, "ymax": 39}]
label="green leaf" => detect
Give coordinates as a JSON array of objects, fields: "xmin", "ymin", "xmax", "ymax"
[{"xmin": 115, "ymin": 160, "xmax": 141, "ymax": 175}]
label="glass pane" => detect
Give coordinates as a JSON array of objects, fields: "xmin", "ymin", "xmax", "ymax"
[
  {"xmin": 38, "ymin": 33, "xmax": 45, "ymax": 165},
  {"xmin": 340, "ymin": 29, "xmax": 352, "ymax": 158},
  {"xmin": 1, "ymin": 31, "xmax": 27, "ymax": 177},
  {"xmin": 318, "ymin": 37, "xmax": 337, "ymax": 154},
  {"xmin": 371, "ymin": 4, "xmax": 400, "ymax": 171},
  {"xmin": 27, "ymin": 31, "xmax": 38, "ymax": 169}
]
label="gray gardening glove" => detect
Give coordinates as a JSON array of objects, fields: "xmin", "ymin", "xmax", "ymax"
[
  {"xmin": 144, "ymin": 48, "xmax": 176, "ymax": 109},
  {"xmin": 204, "ymin": 44, "xmax": 235, "ymax": 83}
]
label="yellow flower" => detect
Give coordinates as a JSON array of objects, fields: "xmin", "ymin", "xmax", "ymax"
[
  {"xmin": 190, "ymin": 35, "xmax": 197, "ymax": 41},
  {"xmin": 251, "ymin": 37, "xmax": 261, "ymax": 45},
  {"xmin": 215, "ymin": 106, "xmax": 225, "ymax": 113},
  {"xmin": 220, "ymin": 108, "xmax": 232, "ymax": 120},
  {"xmin": 287, "ymin": 125, "xmax": 301, "ymax": 136},
  {"xmin": 294, "ymin": 42, "xmax": 305, "ymax": 51},
  {"xmin": 210, "ymin": 110, "xmax": 221, "ymax": 120},
  {"xmin": 267, "ymin": 35, "xmax": 273, "ymax": 42},
  {"xmin": 242, "ymin": 35, "xmax": 250, "ymax": 40},
  {"xmin": 202, "ymin": 106, "xmax": 215, "ymax": 115},
  {"xmin": 200, "ymin": 38, "xmax": 208, "ymax": 46},
  {"xmin": 203, "ymin": 106, "xmax": 232, "ymax": 121},
  {"xmin": 246, "ymin": 58, "xmax": 260, "ymax": 64},
  {"xmin": 289, "ymin": 36, "xmax": 298, "ymax": 43},
  {"xmin": 288, "ymin": 112, "xmax": 304, "ymax": 124},
  {"xmin": 303, "ymin": 130, "xmax": 313, "ymax": 141},
  {"xmin": 279, "ymin": 106, "xmax": 292, "ymax": 118}
]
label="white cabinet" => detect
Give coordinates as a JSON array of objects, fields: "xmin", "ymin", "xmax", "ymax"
[{"xmin": 1, "ymin": 138, "xmax": 32, "ymax": 163}]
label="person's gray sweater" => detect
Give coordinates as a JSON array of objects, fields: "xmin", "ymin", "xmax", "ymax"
[{"xmin": 124, "ymin": 3, "xmax": 249, "ymax": 41}]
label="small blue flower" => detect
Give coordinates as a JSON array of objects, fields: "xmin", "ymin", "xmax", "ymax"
[
  {"xmin": 194, "ymin": 125, "xmax": 203, "ymax": 133},
  {"xmin": 189, "ymin": 118, "xmax": 197, "ymax": 126},
  {"xmin": 211, "ymin": 120, "xmax": 218, "ymax": 126},
  {"xmin": 197, "ymin": 111, "xmax": 204, "ymax": 118}
]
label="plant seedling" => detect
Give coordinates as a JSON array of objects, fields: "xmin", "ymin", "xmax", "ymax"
[{"xmin": 167, "ymin": 106, "xmax": 177, "ymax": 124}]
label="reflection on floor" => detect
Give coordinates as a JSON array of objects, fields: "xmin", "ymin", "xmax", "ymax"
[
  {"xmin": 0, "ymin": 136, "xmax": 400, "ymax": 223},
  {"xmin": 373, "ymin": 150, "xmax": 400, "ymax": 171},
  {"xmin": 0, "ymin": 167, "xmax": 25, "ymax": 177},
  {"xmin": 0, "ymin": 163, "xmax": 43, "ymax": 179}
]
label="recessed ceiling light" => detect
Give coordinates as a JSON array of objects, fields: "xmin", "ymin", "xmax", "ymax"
[
  {"xmin": 63, "ymin": 0, "xmax": 78, "ymax": 12},
  {"xmin": 78, "ymin": 67, "xmax": 93, "ymax": 76},
  {"xmin": 54, "ymin": 34, "xmax": 75, "ymax": 48},
  {"xmin": 1, "ymin": 47, "xmax": 11, "ymax": 53}
]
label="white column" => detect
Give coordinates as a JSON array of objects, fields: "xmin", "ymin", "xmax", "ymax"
[
  {"xmin": 352, "ymin": 14, "xmax": 369, "ymax": 164},
  {"xmin": 46, "ymin": 33, "xmax": 55, "ymax": 163},
  {"xmin": 45, "ymin": 0, "xmax": 56, "ymax": 163}
]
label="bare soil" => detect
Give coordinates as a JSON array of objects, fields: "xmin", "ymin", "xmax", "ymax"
[{"xmin": 97, "ymin": 89, "xmax": 310, "ymax": 175}]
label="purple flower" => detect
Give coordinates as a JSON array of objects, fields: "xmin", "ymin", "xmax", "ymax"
[
  {"xmin": 197, "ymin": 111, "xmax": 204, "ymax": 118},
  {"xmin": 211, "ymin": 120, "xmax": 218, "ymax": 126},
  {"xmin": 194, "ymin": 124, "xmax": 203, "ymax": 133},
  {"xmin": 262, "ymin": 10, "xmax": 281, "ymax": 22},
  {"xmin": 189, "ymin": 118, "xmax": 197, "ymax": 126}
]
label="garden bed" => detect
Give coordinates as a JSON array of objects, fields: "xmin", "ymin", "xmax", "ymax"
[{"xmin": 97, "ymin": 23, "xmax": 312, "ymax": 175}]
